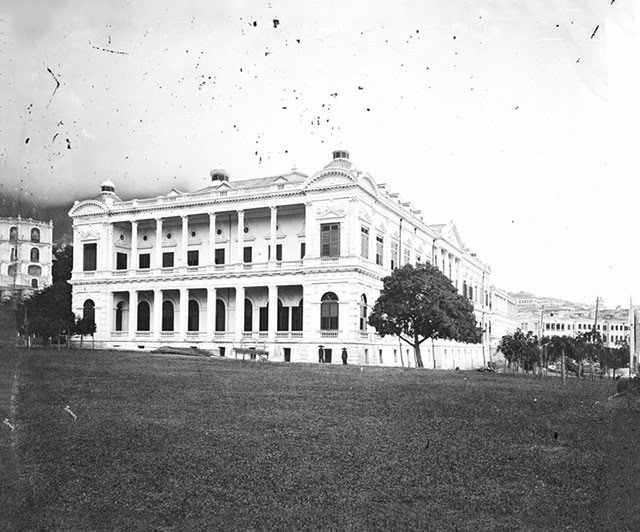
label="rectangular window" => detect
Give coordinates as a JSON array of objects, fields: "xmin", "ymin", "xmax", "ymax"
[
  {"xmin": 162, "ymin": 252, "xmax": 174, "ymax": 268},
  {"xmin": 360, "ymin": 226, "xmax": 369, "ymax": 259},
  {"xmin": 276, "ymin": 244, "xmax": 282, "ymax": 261},
  {"xmin": 215, "ymin": 248, "xmax": 225, "ymax": 265},
  {"xmin": 300, "ymin": 242, "xmax": 306, "ymax": 259},
  {"xmin": 391, "ymin": 241, "xmax": 398, "ymax": 269},
  {"xmin": 139, "ymin": 253, "xmax": 151, "ymax": 269},
  {"xmin": 116, "ymin": 252, "xmax": 128, "ymax": 270},
  {"xmin": 403, "ymin": 248, "xmax": 410, "ymax": 265},
  {"xmin": 376, "ymin": 236, "xmax": 383, "ymax": 265},
  {"xmin": 320, "ymin": 223, "xmax": 340, "ymax": 257},
  {"xmin": 83, "ymin": 243, "xmax": 97, "ymax": 271},
  {"xmin": 187, "ymin": 250, "xmax": 199, "ymax": 266},
  {"xmin": 243, "ymin": 246, "xmax": 252, "ymax": 263}
]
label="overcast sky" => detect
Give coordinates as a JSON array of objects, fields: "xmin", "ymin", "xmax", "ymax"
[{"xmin": 0, "ymin": 0, "xmax": 638, "ymax": 306}]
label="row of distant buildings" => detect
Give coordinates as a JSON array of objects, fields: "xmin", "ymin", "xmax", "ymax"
[
  {"xmin": 3, "ymin": 151, "xmax": 629, "ymax": 366},
  {"xmin": 512, "ymin": 292, "xmax": 630, "ymax": 348}
]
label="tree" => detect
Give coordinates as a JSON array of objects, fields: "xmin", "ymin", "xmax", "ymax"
[
  {"xmin": 74, "ymin": 317, "xmax": 96, "ymax": 348},
  {"xmin": 603, "ymin": 340, "xmax": 629, "ymax": 379},
  {"xmin": 368, "ymin": 263, "xmax": 481, "ymax": 368},
  {"xmin": 497, "ymin": 330, "xmax": 540, "ymax": 373},
  {"xmin": 544, "ymin": 335, "xmax": 577, "ymax": 385},
  {"xmin": 22, "ymin": 244, "xmax": 75, "ymax": 345}
]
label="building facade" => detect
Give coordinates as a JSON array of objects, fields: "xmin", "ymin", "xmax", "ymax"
[
  {"xmin": 488, "ymin": 288, "xmax": 518, "ymax": 359},
  {"xmin": 69, "ymin": 151, "xmax": 497, "ymax": 367},
  {"xmin": 0, "ymin": 217, "xmax": 53, "ymax": 300},
  {"xmin": 518, "ymin": 310, "xmax": 630, "ymax": 349}
]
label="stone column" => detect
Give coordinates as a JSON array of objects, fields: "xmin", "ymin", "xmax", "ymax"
[
  {"xmin": 207, "ymin": 287, "xmax": 216, "ymax": 335},
  {"xmin": 105, "ymin": 291, "xmax": 113, "ymax": 334},
  {"xmin": 237, "ymin": 209, "xmax": 245, "ymax": 263},
  {"xmin": 154, "ymin": 289, "xmax": 162, "ymax": 338},
  {"xmin": 304, "ymin": 202, "xmax": 317, "ymax": 259},
  {"xmin": 72, "ymin": 224, "xmax": 81, "ymax": 272},
  {"xmin": 129, "ymin": 290, "xmax": 137, "ymax": 337},
  {"xmin": 130, "ymin": 220, "xmax": 138, "ymax": 270},
  {"xmin": 105, "ymin": 222, "xmax": 113, "ymax": 271},
  {"xmin": 155, "ymin": 218, "xmax": 163, "ymax": 268},
  {"xmin": 268, "ymin": 284, "xmax": 278, "ymax": 339},
  {"xmin": 235, "ymin": 286, "xmax": 245, "ymax": 340},
  {"xmin": 269, "ymin": 206, "xmax": 277, "ymax": 262},
  {"xmin": 181, "ymin": 216, "xmax": 189, "ymax": 266},
  {"xmin": 179, "ymin": 288, "xmax": 189, "ymax": 335},
  {"xmin": 208, "ymin": 213, "xmax": 216, "ymax": 265}
]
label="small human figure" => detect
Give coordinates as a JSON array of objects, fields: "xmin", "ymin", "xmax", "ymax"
[
  {"xmin": 341, "ymin": 347, "xmax": 348, "ymax": 365},
  {"xmin": 318, "ymin": 345, "xmax": 325, "ymax": 364}
]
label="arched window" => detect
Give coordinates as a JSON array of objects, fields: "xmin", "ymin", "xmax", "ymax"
[
  {"xmin": 215, "ymin": 299, "xmax": 226, "ymax": 331},
  {"xmin": 30, "ymin": 228, "xmax": 40, "ymax": 243},
  {"xmin": 188, "ymin": 300, "xmax": 199, "ymax": 331},
  {"xmin": 9, "ymin": 226, "xmax": 17, "ymax": 241},
  {"xmin": 162, "ymin": 300, "xmax": 174, "ymax": 331},
  {"xmin": 28, "ymin": 265, "xmax": 41, "ymax": 277},
  {"xmin": 462, "ymin": 280, "xmax": 468, "ymax": 298},
  {"xmin": 137, "ymin": 301, "xmax": 151, "ymax": 331},
  {"xmin": 359, "ymin": 294, "xmax": 368, "ymax": 331},
  {"xmin": 320, "ymin": 292, "xmax": 339, "ymax": 330},
  {"xmin": 115, "ymin": 301, "xmax": 124, "ymax": 331},
  {"xmin": 244, "ymin": 299, "xmax": 253, "ymax": 332},
  {"xmin": 7, "ymin": 265, "xmax": 16, "ymax": 277},
  {"xmin": 83, "ymin": 299, "xmax": 95, "ymax": 325},
  {"xmin": 30, "ymin": 248, "xmax": 40, "ymax": 263},
  {"xmin": 31, "ymin": 279, "xmax": 38, "ymax": 288}
]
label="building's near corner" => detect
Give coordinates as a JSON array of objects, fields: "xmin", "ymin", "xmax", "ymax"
[
  {"xmin": 0, "ymin": 217, "xmax": 53, "ymax": 300},
  {"xmin": 68, "ymin": 150, "xmax": 515, "ymax": 367}
]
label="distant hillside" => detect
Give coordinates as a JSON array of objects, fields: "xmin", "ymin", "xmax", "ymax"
[{"xmin": 0, "ymin": 192, "xmax": 73, "ymax": 244}]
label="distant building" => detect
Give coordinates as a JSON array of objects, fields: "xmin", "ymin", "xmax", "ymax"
[
  {"xmin": 518, "ymin": 309, "xmax": 629, "ymax": 349},
  {"xmin": 0, "ymin": 217, "xmax": 53, "ymax": 300},
  {"xmin": 489, "ymin": 288, "xmax": 518, "ymax": 358},
  {"xmin": 68, "ymin": 150, "xmax": 502, "ymax": 367}
]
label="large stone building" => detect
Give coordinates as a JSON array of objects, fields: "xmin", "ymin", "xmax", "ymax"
[
  {"xmin": 69, "ymin": 150, "xmax": 508, "ymax": 367},
  {"xmin": 0, "ymin": 216, "xmax": 53, "ymax": 300}
]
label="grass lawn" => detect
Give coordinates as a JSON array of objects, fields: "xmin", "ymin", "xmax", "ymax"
[{"xmin": 1, "ymin": 348, "xmax": 639, "ymax": 531}]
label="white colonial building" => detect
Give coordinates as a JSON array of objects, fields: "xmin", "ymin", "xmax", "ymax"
[
  {"xmin": 68, "ymin": 150, "xmax": 496, "ymax": 367},
  {"xmin": 0, "ymin": 216, "xmax": 53, "ymax": 300}
]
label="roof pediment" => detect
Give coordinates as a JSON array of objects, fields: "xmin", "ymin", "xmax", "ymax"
[{"xmin": 68, "ymin": 200, "xmax": 109, "ymax": 217}]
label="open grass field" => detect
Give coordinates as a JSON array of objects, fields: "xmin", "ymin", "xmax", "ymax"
[{"xmin": 1, "ymin": 347, "xmax": 639, "ymax": 531}]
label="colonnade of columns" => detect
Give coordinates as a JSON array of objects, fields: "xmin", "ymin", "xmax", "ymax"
[
  {"xmin": 107, "ymin": 284, "xmax": 294, "ymax": 341},
  {"xmin": 102, "ymin": 205, "xmax": 286, "ymax": 272}
]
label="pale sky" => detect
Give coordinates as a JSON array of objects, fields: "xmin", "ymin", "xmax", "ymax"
[{"xmin": 0, "ymin": 0, "xmax": 638, "ymax": 306}]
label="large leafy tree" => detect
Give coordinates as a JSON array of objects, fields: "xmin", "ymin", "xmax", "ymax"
[
  {"xmin": 23, "ymin": 244, "xmax": 75, "ymax": 345},
  {"xmin": 368, "ymin": 263, "xmax": 481, "ymax": 368}
]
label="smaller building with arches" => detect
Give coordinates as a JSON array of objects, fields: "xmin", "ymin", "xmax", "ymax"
[{"xmin": 0, "ymin": 217, "xmax": 53, "ymax": 300}]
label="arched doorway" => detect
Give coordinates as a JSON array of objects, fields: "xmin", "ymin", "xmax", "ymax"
[
  {"xmin": 137, "ymin": 301, "xmax": 151, "ymax": 331},
  {"xmin": 244, "ymin": 299, "xmax": 253, "ymax": 332},
  {"xmin": 83, "ymin": 299, "xmax": 95, "ymax": 326},
  {"xmin": 188, "ymin": 300, "xmax": 199, "ymax": 331},
  {"xmin": 115, "ymin": 301, "xmax": 124, "ymax": 331},
  {"xmin": 162, "ymin": 300, "xmax": 174, "ymax": 331},
  {"xmin": 215, "ymin": 299, "xmax": 226, "ymax": 331}
]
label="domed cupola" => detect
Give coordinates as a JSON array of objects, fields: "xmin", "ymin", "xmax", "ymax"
[
  {"xmin": 96, "ymin": 179, "xmax": 120, "ymax": 205},
  {"xmin": 210, "ymin": 168, "xmax": 230, "ymax": 183}
]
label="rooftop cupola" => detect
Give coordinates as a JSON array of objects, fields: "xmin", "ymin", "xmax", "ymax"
[
  {"xmin": 210, "ymin": 168, "xmax": 230, "ymax": 182},
  {"xmin": 332, "ymin": 149, "xmax": 350, "ymax": 160},
  {"xmin": 100, "ymin": 180, "xmax": 116, "ymax": 193}
]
